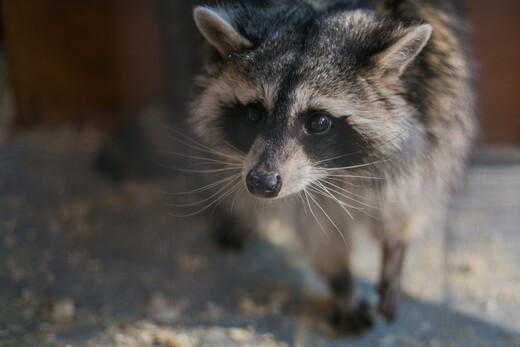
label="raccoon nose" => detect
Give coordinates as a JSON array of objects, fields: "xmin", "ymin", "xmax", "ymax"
[{"xmin": 246, "ymin": 169, "xmax": 282, "ymax": 198}]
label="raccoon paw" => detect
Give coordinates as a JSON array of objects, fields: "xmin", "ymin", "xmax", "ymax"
[
  {"xmin": 212, "ymin": 222, "xmax": 249, "ymax": 252},
  {"xmin": 329, "ymin": 300, "xmax": 374, "ymax": 335},
  {"xmin": 378, "ymin": 280, "xmax": 400, "ymax": 322}
]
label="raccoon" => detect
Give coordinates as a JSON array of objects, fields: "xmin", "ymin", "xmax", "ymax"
[{"xmin": 189, "ymin": 0, "xmax": 475, "ymax": 334}]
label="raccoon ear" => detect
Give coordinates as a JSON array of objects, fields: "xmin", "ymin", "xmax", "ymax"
[
  {"xmin": 375, "ymin": 24, "xmax": 432, "ymax": 77},
  {"xmin": 194, "ymin": 6, "xmax": 252, "ymax": 56}
]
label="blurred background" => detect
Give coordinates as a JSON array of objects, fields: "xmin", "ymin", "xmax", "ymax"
[
  {"xmin": 0, "ymin": 1, "xmax": 519, "ymax": 347},
  {"xmin": 2, "ymin": 0, "xmax": 519, "ymax": 143}
]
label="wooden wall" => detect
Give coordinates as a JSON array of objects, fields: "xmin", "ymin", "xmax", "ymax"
[
  {"xmin": 466, "ymin": 0, "xmax": 520, "ymax": 143},
  {"xmin": 1, "ymin": 1, "xmax": 519, "ymax": 142},
  {"xmin": 2, "ymin": 0, "xmax": 165, "ymax": 127}
]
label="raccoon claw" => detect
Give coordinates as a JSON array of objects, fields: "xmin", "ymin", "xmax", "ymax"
[{"xmin": 330, "ymin": 300, "xmax": 374, "ymax": 335}]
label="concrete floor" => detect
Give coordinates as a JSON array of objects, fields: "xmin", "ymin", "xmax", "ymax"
[{"xmin": 0, "ymin": 129, "xmax": 519, "ymax": 347}]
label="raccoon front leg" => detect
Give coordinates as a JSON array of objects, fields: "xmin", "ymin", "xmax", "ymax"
[
  {"xmin": 377, "ymin": 240, "xmax": 407, "ymax": 321},
  {"xmin": 302, "ymin": 224, "xmax": 374, "ymax": 334},
  {"xmin": 327, "ymin": 267, "xmax": 374, "ymax": 335}
]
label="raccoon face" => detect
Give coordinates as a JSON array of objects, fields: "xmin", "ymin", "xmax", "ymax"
[{"xmin": 191, "ymin": 5, "xmax": 431, "ymax": 199}]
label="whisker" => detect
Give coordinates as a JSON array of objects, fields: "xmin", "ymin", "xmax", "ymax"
[
  {"xmin": 166, "ymin": 176, "xmax": 241, "ymax": 207},
  {"xmin": 183, "ymin": 163, "xmax": 238, "ymax": 172},
  {"xmin": 230, "ymin": 185, "xmax": 246, "ymax": 213},
  {"xmin": 168, "ymin": 177, "xmax": 242, "ymax": 218},
  {"xmin": 162, "ymin": 175, "xmax": 239, "ymax": 195},
  {"xmin": 224, "ymin": 141, "xmax": 246, "ymax": 156},
  {"xmin": 161, "ymin": 125, "xmax": 208, "ymax": 151},
  {"xmin": 307, "ymin": 190, "xmax": 349, "ymax": 248},
  {"xmin": 312, "ymin": 152, "xmax": 366, "ymax": 166},
  {"xmin": 319, "ymin": 180, "xmax": 381, "ymax": 210},
  {"xmin": 210, "ymin": 179, "xmax": 243, "ymax": 222},
  {"xmin": 162, "ymin": 125, "xmax": 233, "ymax": 155},
  {"xmin": 185, "ymin": 161, "xmax": 240, "ymax": 169},
  {"xmin": 307, "ymin": 185, "xmax": 355, "ymax": 219},
  {"xmin": 309, "ymin": 183, "xmax": 381, "ymax": 220},
  {"xmin": 303, "ymin": 189, "xmax": 331, "ymax": 243},
  {"xmin": 169, "ymin": 167, "xmax": 242, "ymax": 174},
  {"xmin": 155, "ymin": 150, "xmax": 242, "ymax": 166},
  {"xmin": 161, "ymin": 126, "xmax": 245, "ymax": 163},
  {"xmin": 325, "ymin": 176, "xmax": 374, "ymax": 188},
  {"xmin": 320, "ymin": 173, "xmax": 383, "ymax": 180},
  {"xmin": 297, "ymin": 191, "xmax": 307, "ymax": 213},
  {"xmin": 318, "ymin": 159, "xmax": 389, "ymax": 171},
  {"xmin": 307, "ymin": 187, "xmax": 360, "ymax": 215}
]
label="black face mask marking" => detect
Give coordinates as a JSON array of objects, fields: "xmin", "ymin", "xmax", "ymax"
[
  {"xmin": 219, "ymin": 101, "xmax": 267, "ymax": 154},
  {"xmin": 299, "ymin": 113, "xmax": 370, "ymax": 169}
]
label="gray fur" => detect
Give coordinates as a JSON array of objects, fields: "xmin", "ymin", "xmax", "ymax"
[{"xmin": 189, "ymin": 0, "xmax": 476, "ymax": 332}]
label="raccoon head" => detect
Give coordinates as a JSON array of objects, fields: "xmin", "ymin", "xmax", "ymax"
[{"xmin": 191, "ymin": 3, "xmax": 431, "ymax": 199}]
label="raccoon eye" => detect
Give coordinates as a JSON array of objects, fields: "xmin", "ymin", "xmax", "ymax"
[
  {"xmin": 307, "ymin": 113, "xmax": 331, "ymax": 134},
  {"xmin": 246, "ymin": 103, "xmax": 263, "ymax": 123}
]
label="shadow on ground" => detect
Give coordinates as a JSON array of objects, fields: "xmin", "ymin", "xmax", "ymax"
[{"xmin": 1, "ymin": 131, "xmax": 519, "ymax": 347}]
